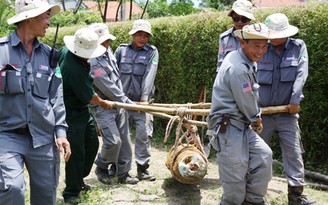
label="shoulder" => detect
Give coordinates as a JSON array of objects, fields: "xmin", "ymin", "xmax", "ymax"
[
  {"xmin": 150, "ymin": 44, "xmax": 157, "ymax": 50},
  {"xmin": 115, "ymin": 43, "xmax": 128, "ymax": 52},
  {"xmin": 118, "ymin": 43, "xmax": 128, "ymax": 48},
  {"xmin": 40, "ymin": 43, "xmax": 51, "ymax": 55},
  {"xmin": 0, "ymin": 36, "xmax": 9, "ymax": 44},
  {"xmin": 219, "ymin": 28, "xmax": 234, "ymax": 39},
  {"xmin": 89, "ymin": 57, "xmax": 98, "ymax": 66},
  {"xmin": 289, "ymin": 38, "xmax": 305, "ymax": 47}
]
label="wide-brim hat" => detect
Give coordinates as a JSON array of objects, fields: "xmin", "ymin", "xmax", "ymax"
[
  {"xmin": 7, "ymin": 0, "xmax": 60, "ymax": 25},
  {"xmin": 129, "ymin": 19, "xmax": 153, "ymax": 36},
  {"xmin": 228, "ymin": 0, "xmax": 255, "ymax": 20},
  {"xmin": 265, "ymin": 13, "xmax": 298, "ymax": 38},
  {"xmin": 88, "ymin": 23, "xmax": 116, "ymax": 44},
  {"xmin": 64, "ymin": 28, "xmax": 106, "ymax": 59},
  {"xmin": 234, "ymin": 23, "xmax": 274, "ymax": 39}
]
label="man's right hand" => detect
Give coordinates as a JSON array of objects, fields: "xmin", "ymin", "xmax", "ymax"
[
  {"xmin": 99, "ymin": 100, "xmax": 114, "ymax": 109},
  {"xmin": 251, "ymin": 118, "xmax": 263, "ymax": 134},
  {"xmin": 56, "ymin": 138, "xmax": 71, "ymax": 162}
]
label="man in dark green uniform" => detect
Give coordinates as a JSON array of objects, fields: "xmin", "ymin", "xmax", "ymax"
[{"xmin": 60, "ymin": 27, "xmax": 113, "ymax": 204}]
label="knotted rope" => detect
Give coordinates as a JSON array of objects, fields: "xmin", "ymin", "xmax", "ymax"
[{"xmin": 164, "ymin": 107, "xmax": 208, "ymax": 184}]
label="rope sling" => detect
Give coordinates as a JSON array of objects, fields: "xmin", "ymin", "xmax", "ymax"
[{"xmin": 164, "ymin": 107, "xmax": 208, "ymax": 184}]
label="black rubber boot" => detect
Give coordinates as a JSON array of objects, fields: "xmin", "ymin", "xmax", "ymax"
[
  {"xmin": 242, "ymin": 200, "xmax": 270, "ymax": 205},
  {"xmin": 95, "ymin": 166, "xmax": 112, "ymax": 185},
  {"xmin": 137, "ymin": 163, "xmax": 156, "ymax": 181},
  {"xmin": 108, "ymin": 164, "xmax": 116, "ymax": 177},
  {"xmin": 288, "ymin": 185, "xmax": 316, "ymax": 205},
  {"xmin": 118, "ymin": 173, "xmax": 139, "ymax": 185}
]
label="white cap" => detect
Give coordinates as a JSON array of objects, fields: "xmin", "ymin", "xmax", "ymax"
[
  {"xmin": 234, "ymin": 23, "xmax": 274, "ymax": 39},
  {"xmin": 129, "ymin": 19, "xmax": 152, "ymax": 36},
  {"xmin": 228, "ymin": 0, "xmax": 255, "ymax": 20},
  {"xmin": 265, "ymin": 13, "xmax": 298, "ymax": 38},
  {"xmin": 7, "ymin": 0, "xmax": 60, "ymax": 25},
  {"xmin": 63, "ymin": 28, "xmax": 106, "ymax": 59},
  {"xmin": 88, "ymin": 23, "xmax": 116, "ymax": 43}
]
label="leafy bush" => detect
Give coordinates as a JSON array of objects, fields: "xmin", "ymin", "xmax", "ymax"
[{"xmin": 50, "ymin": 9, "xmax": 102, "ymax": 26}]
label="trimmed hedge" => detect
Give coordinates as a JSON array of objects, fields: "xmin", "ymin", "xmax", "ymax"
[{"xmin": 8, "ymin": 3, "xmax": 328, "ymax": 170}]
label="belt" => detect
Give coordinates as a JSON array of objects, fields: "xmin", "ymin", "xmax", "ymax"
[{"xmin": 11, "ymin": 127, "xmax": 30, "ymax": 134}]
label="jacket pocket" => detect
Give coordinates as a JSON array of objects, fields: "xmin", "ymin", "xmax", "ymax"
[
  {"xmin": 280, "ymin": 60, "xmax": 298, "ymax": 82},
  {"xmin": 119, "ymin": 58, "xmax": 133, "ymax": 74},
  {"xmin": 33, "ymin": 72, "xmax": 52, "ymax": 99},
  {"xmin": 133, "ymin": 59, "xmax": 147, "ymax": 76},
  {"xmin": 0, "ymin": 70, "xmax": 24, "ymax": 95},
  {"xmin": 257, "ymin": 66, "xmax": 273, "ymax": 85}
]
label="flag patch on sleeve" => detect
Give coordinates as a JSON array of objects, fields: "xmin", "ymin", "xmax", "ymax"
[
  {"xmin": 93, "ymin": 68, "xmax": 104, "ymax": 78},
  {"xmin": 242, "ymin": 82, "xmax": 251, "ymax": 92}
]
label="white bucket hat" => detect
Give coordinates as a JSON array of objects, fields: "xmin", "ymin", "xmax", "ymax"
[
  {"xmin": 63, "ymin": 28, "xmax": 106, "ymax": 59},
  {"xmin": 129, "ymin": 19, "xmax": 153, "ymax": 36},
  {"xmin": 228, "ymin": 0, "xmax": 255, "ymax": 20},
  {"xmin": 7, "ymin": 0, "xmax": 60, "ymax": 25},
  {"xmin": 265, "ymin": 13, "xmax": 298, "ymax": 38},
  {"xmin": 88, "ymin": 23, "xmax": 116, "ymax": 43},
  {"xmin": 234, "ymin": 23, "xmax": 274, "ymax": 39}
]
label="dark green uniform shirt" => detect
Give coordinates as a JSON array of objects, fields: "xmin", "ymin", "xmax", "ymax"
[{"xmin": 59, "ymin": 46, "xmax": 94, "ymax": 109}]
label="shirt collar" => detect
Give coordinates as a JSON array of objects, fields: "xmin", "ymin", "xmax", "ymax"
[
  {"xmin": 128, "ymin": 42, "xmax": 149, "ymax": 51},
  {"xmin": 268, "ymin": 37, "xmax": 290, "ymax": 51},
  {"xmin": 10, "ymin": 30, "xmax": 41, "ymax": 49}
]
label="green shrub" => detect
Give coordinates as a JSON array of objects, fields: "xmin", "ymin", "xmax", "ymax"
[{"xmin": 50, "ymin": 9, "xmax": 102, "ymax": 27}]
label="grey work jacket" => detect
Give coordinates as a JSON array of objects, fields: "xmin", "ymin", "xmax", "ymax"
[
  {"xmin": 114, "ymin": 43, "xmax": 159, "ymax": 102},
  {"xmin": 90, "ymin": 49, "xmax": 132, "ymax": 104},
  {"xmin": 257, "ymin": 38, "xmax": 308, "ymax": 107},
  {"xmin": 217, "ymin": 28, "xmax": 241, "ymax": 71},
  {"xmin": 0, "ymin": 31, "xmax": 67, "ymax": 147},
  {"xmin": 208, "ymin": 48, "xmax": 261, "ymax": 131}
]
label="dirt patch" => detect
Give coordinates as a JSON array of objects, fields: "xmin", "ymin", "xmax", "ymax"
[{"xmin": 46, "ymin": 137, "xmax": 328, "ymax": 204}]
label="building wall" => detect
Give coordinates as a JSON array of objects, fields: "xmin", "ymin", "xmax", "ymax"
[
  {"xmin": 84, "ymin": 1, "xmax": 143, "ymax": 22},
  {"xmin": 253, "ymin": 0, "xmax": 306, "ymax": 8}
]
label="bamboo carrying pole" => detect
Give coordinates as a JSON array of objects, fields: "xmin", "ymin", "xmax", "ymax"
[
  {"xmin": 150, "ymin": 102, "xmax": 211, "ymax": 109},
  {"xmin": 111, "ymin": 101, "xmax": 210, "ymax": 116},
  {"xmin": 110, "ymin": 101, "xmax": 288, "ymax": 120}
]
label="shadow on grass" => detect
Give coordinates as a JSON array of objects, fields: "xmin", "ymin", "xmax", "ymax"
[{"xmin": 162, "ymin": 176, "xmax": 221, "ymax": 205}]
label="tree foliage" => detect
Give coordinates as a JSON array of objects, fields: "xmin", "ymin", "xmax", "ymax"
[
  {"xmin": 141, "ymin": 0, "xmax": 199, "ymax": 18},
  {"xmin": 199, "ymin": 0, "xmax": 233, "ymax": 10}
]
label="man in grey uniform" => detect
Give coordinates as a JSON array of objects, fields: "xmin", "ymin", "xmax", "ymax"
[
  {"xmin": 0, "ymin": 0, "xmax": 71, "ymax": 204},
  {"xmin": 217, "ymin": 0, "xmax": 254, "ymax": 71},
  {"xmin": 89, "ymin": 23, "xmax": 139, "ymax": 185},
  {"xmin": 114, "ymin": 19, "xmax": 158, "ymax": 181},
  {"xmin": 257, "ymin": 13, "xmax": 315, "ymax": 205},
  {"xmin": 207, "ymin": 23, "xmax": 273, "ymax": 205}
]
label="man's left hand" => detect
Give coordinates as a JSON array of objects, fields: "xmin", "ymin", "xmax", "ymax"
[{"xmin": 287, "ymin": 104, "xmax": 300, "ymax": 114}]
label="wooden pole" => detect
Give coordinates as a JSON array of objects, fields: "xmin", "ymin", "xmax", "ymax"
[
  {"xmin": 260, "ymin": 105, "xmax": 288, "ymax": 115},
  {"xmin": 112, "ymin": 101, "xmax": 287, "ymax": 116},
  {"xmin": 150, "ymin": 102, "xmax": 211, "ymax": 109},
  {"xmin": 111, "ymin": 101, "xmax": 210, "ymax": 116}
]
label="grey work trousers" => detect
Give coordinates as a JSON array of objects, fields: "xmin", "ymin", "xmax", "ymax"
[
  {"xmin": 128, "ymin": 111, "xmax": 153, "ymax": 166},
  {"xmin": 260, "ymin": 114, "xmax": 305, "ymax": 186},
  {"xmin": 213, "ymin": 124, "xmax": 272, "ymax": 205},
  {"xmin": 0, "ymin": 132, "xmax": 59, "ymax": 205},
  {"xmin": 91, "ymin": 107, "xmax": 132, "ymax": 176}
]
